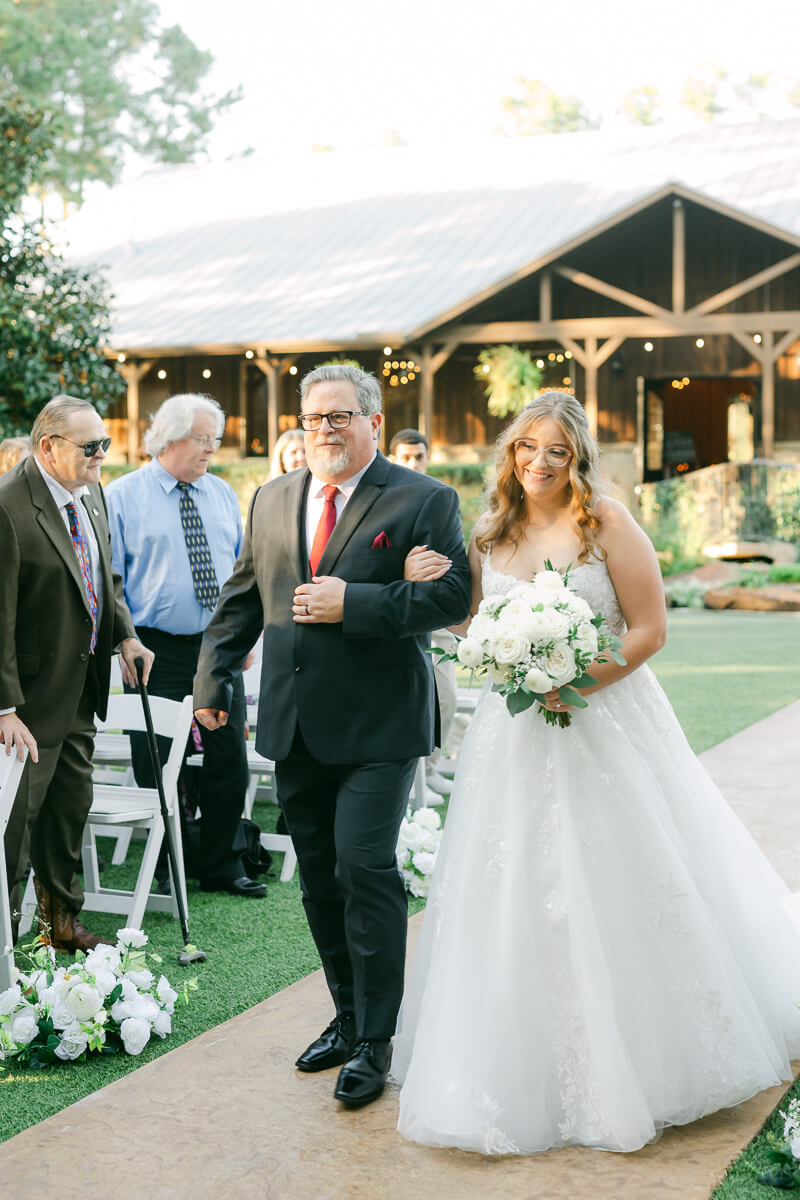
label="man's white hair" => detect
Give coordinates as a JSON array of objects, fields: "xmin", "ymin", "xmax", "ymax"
[{"xmin": 143, "ymin": 393, "xmax": 225, "ymax": 458}]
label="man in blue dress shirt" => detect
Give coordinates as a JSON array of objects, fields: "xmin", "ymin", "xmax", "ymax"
[{"xmin": 106, "ymin": 393, "xmax": 265, "ymax": 897}]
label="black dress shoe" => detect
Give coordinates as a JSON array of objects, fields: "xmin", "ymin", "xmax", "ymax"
[
  {"xmin": 296, "ymin": 1014, "xmax": 356, "ymax": 1072},
  {"xmin": 200, "ymin": 875, "xmax": 267, "ymax": 897},
  {"xmin": 334, "ymin": 1039, "xmax": 391, "ymax": 1107}
]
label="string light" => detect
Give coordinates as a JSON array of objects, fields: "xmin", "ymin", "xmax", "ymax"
[
  {"xmin": 383, "ymin": 346, "xmax": 392, "ymax": 355},
  {"xmin": 116, "ymin": 353, "xmax": 126, "ymax": 363},
  {"xmin": 564, "ymin": 351, "xmax": 573, "ymax": 360},
  {"xmin": 289, "ymin": 365, "xmax": 298, "ymax": 375},
  {"xmin": 753, "ymin": 334, "xmax": 762, "ymax": 344},
  {"xmin": 644, "ymin": 342, "xmax": 654, "ymax": 352},
  {"xmin": 245, "ymin": 349, "xmax": 254, "ymax": 359},
  {"xmin": 695, "ymin": 338, "xmax": 705, "ymax": 348},
  {"xmin": 536, "ymin": 359, "xmax": 545, "ymax": 369},
  {"xmin": 202, "ymin": 368, "xmax": 211, "ymax": 379},
  {"xmin": 157, "ymin": 369, "xmax": 167, "ymax": 380}
]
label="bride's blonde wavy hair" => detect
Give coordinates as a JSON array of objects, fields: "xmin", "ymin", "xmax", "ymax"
[{"xmin": 476, "ymin": 391, "xmax": 606, "ymax": 562}]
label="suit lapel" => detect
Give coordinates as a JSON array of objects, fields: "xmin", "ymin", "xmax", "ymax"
[
  {"xmin": 282, "ymin": 469, "xmax": 311, "ymax": 585},
  {"xmin": 26, "ymin": 458, "xmax": 91, "ymax": 616},
  {"xmin": 316, "ymin": 453, "xmax": 390, "ymax": 576}
]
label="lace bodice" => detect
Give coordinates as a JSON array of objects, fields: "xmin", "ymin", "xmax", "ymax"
[{"xmin": 482, "ymin": 553, "xmax": 626, "ymax": 635}]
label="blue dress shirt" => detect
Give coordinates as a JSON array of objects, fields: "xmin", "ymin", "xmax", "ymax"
[{"xmin": 105, "ymin": 459, "xmax": 243, "ymax": 636}]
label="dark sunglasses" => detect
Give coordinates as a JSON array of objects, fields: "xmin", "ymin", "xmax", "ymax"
[{"xmin": 51, "ymin": 434, "xmax": 112, "ymax": 457}]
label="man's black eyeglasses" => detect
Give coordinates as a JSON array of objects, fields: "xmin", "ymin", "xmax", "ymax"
[
  {"xmin": 50, "ymin": 434, "xmax": 112, "ymax": 457},
  {"xmin": 298, "ymin": 411, "xmax": 368, "ymax": 431}
]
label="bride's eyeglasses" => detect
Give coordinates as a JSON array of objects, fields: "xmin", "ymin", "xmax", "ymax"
[{"xmin": 512, "ymin": 439, "xmax": 573, "ymax": 468}]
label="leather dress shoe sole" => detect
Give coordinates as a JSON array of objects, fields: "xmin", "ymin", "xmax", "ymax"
[
  {"xmin": 334, "ymin": 1040, "xmax": 391, "ymax": 1108},
  {"xmin": 296, "ymin": 1016, "xmax": 356, "ymax": 1072},
  {"xmin": 200, "ymin": 875, "xmax": 267, "ymax": 897}
]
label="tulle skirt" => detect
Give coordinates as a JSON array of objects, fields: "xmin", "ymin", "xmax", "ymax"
[{"xmin": 393, "ymin": 668, "xmax": 800, "ymax": 1155}]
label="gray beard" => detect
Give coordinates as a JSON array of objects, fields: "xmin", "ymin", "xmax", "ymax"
[{"xmin": 309, "ymin": 441, "xmax": 351, "ymax": 476}]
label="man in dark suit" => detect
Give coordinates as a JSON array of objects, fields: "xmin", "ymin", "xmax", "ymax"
[
  {"xmin": 0, "ymin": 395, "xmax": 153, "ymax": 952},
  {"xmin": 194, "ymin": 365, "xmax": 471, "ymax": 1107}
]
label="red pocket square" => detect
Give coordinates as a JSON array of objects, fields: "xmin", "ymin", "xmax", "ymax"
[{"xmin": 371, "ymin": 531, "xmax": 392, "ymax": 548}]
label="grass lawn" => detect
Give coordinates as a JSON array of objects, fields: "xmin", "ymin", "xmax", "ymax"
[{"xmin": 2, "ymin": 610, "xmax": 800, "ymax": 1174}]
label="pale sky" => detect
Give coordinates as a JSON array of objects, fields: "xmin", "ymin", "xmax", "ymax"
[{"xmin": 156, "ymin": 0, "xmax": 800, "ymax": 160}]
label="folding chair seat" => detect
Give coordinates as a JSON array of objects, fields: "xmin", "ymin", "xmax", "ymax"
[
  {"xmin": 19, "ymin": 694, "xmax": 194, "ymax": 936},
  {"xmin": 0, "ymin": 748, "xmax": 28, "ymax": 990}
]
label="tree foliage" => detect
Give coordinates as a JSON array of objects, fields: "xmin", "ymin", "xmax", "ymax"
[
  {"xmin": 0, "ymin": 92, "xmax": 125, "ymax": 436},
  {"xmin": 475, "ymin": 346, "xmax": 542, "ymax": 418},
  {"xmin": 621, "ymin": 85, "xmax": 663, "ymax": 126},
  {"xmin": 0, "ymin": 0, "xmax": 240, "ymax": 203},
  {"xmin": 501, "ymin": 79, "xmax": 599, "ymax": 135}
]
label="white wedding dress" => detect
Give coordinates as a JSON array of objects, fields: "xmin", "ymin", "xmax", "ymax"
[{"xmin": 393, "ymin": 555, "xmax": 800, "ymax": 1155}]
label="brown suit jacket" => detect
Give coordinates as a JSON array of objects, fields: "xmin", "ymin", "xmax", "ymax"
[{"xmin": 0, "ymin": 456, "xmax": 135, "ymax": 748}]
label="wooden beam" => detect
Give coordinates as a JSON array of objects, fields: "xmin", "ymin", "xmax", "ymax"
[
  {"xmin": 552, "ymin": 264, "xmax": 672, "ymax": 320},
  {"xmin": 558, "ymin": 337, "xmax": 587, "ymax": 367},
  {"xmin": 687, "ymin": 251, "xmax": 800, "ymax": 316},
  {"xmin": 731, "ymin": 331, "xmax": 763, "ymax": 363},
  {"xmin": 436, "ymin": 311, "xmax": 800, "ymax": 341},
  {"xmin": 672, "ymin": 199, "xmax": 685, "ymax": 314},
  {"xmin": 594, "ymin": 336, "xmax": 626, "ymax": 368},
  {"xmin": 772, "ymin": 327, "xmax": 800, "ymax": 360},
  {"xmin": 429, "ymin": 339, "xmax": 459, "ymax": 375}
]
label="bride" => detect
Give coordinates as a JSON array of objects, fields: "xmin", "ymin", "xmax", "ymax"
[{"xmin": 393, "ymin": 391, "xmax": 800, "ymax": 1155}]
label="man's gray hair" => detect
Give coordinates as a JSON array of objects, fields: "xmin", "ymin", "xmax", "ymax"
[
  {"xmin": 143, "ymin": 393, "xmax": 225, "ymax": 458},
  {"xmin": 30, "ymin": 395, "xmax": 97, "ymax": 449},
  {"xmin": 300, "ymin": 365, "xmax": 382, "ymax": 415}
]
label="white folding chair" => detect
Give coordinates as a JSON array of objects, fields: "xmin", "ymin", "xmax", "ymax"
[
  {"xmin": 0, "ymin": 748, "xmax": 28, "ymax": 990},
  {"xmin": 19, "ymin": 694, "xmax": 194, "ymax": 936}
]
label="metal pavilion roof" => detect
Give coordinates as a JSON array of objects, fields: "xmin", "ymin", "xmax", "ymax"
[{"xmin": 65, "ymin": 118, "xmax": 800, "ymax": 351}]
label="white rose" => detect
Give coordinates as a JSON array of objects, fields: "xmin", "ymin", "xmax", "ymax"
[
  {"xmin": 413, "ymin": 808, "xmax": 441, "ymax": 832},
  {"xmin": 66, "ymin": 983, "xmax": 103, "ymax": 1023},
  {"xmin": 120, "ymin": 1016, "xmax": 151, "ymax": 1056},
  {"xmin": 8, "ymin": 1007, "xmax": 39, "ymax": 1046},
  {"xmin": 488, "ymin": 662, "xmax": 513, "ymax": 685},
  {"xmin": 478, "ymin": 593, "xmax": 506, "ymax": 615},
  {"xmin": 542, "ymin": 609, "xmax": 571, "ymax": 641},
  {"xmin": 110, "ymin": 998, "xmax": 137, "ymax": 1023},
  {"xmin": 564, "ymin": 593, "xmax": 593, "ymax": 620},
  {"xmin": 129, "ymin": 994, "xmax": 160, "ymax": 1025},
  {"xmin": 493, "ymin": 634, "xmax": 529, "ymax": 665},
  {"xmin": 90, "ymin": 967, "xmax": 118, "ymax": 998},
  {"xmin": 118, "ymin": 977, "xmax": 138, "ymax": 1002},
  {"xmin": 84, "ymin": 944, "xmax": 121, "ymax": 973},
  {"xmin": 518, "ymin": 610, "xmax": 553, "ymax": 645},
  {"xmin": 400, "ymin": 822, "xmax": 430, "ymax": 854},
  {"xmin": 572, "ymin": 624, "xmax": 598, "ymax": 658},
  {"xmin": 544, "ymin": 645, "xmax": 577, "ymax": 687},
  {"xmin": 413, "ymin": 850, "xmax": 437, "ymax": 877},
  {"xmin": 408, "ymin": 874, "xmax": 431, "ymax": 899},
  {"xmin": 533, "ymin": 569, "xmax": 565, "ymax": 590},
  {"xmin": 396, "ymin": 845, "xmax": 410, "ymax": 870},
  {"xmin": 505, "ymin": 583, "xmax": 534, "ymax": 601},
  {"xmin": 49, "ymin": 995, "xmax": 78, "ymax": 1032},
  {"xmin": 456, "ymin": 638, "xmax": 484, "ymax": 668},
  {"xmin": 0, "ymin": 985, "xmax": 23, "ymax": 1016},
  {"xmin": 54, "ymin": 1021, "xmax": 89, "ymax": 1061},
  {"xmin": 124, "ymin": 969, "xmax": 154, "ymax": 991},
  {"xmin": 117, "ymin": 928, "xmax": 148, "ymax": 949},
  {"xmin": 152, "ymin": 1010, "xmax": 172, "ymax": 1039},
  {"xmin": 156, "ymin": 976, "xmax": 178, "ymax": 1013},
  {"xmin": 466, "ymin": 613, "xmax": 494, "ymax": 642},
  {"xmin": 524, "ymin": 665, "xmax": 552, "ymax": 694}
]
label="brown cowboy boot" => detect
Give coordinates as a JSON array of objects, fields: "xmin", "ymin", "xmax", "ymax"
[
  {"xmin": 32, "ymin": 875, "xmax": 55, "ymax": 945},
  {"xmin": 50, "ymin": 895, "xmax": 115, "ymax": 953}
]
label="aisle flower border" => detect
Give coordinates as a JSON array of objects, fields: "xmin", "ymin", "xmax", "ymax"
[{"xmin": 0, "ymin": 928, "xmax": 196, "ymax": 1066}]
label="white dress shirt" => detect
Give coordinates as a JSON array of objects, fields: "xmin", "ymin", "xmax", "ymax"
[{"xmin": 303, "ymin": 453, "xmax": 376, "ymax": 568}]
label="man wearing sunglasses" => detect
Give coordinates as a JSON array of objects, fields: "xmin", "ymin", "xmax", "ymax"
[
  {"xmin": 194, "ymin": 364, "xmax": 471, "ymax": 1109},
  {"xmin": 0, "ymin": 394, "xmax": 153, "ymax": 952}
]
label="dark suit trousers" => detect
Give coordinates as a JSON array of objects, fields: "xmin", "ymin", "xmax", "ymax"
[
  {"xmin": 128, "ymin": 627, "xmax": 249, "ymax": 882},
  {"xmin": 276, "ymin": 727, "xmax": 417, "ymax": 1042},
  {"xmin": 6, "ymin": 667, "xmax": 98, "ymax": 921}
]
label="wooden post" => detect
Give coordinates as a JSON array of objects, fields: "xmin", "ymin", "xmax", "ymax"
[
  {"xmin": 118, "ymin": 360, "xmax": 153, "ymax": 463},
  {"xmin": 540, "ymin": 271, "xmax": 552, "ymax": 323},
  {"xmin": 238, "ymin": 358, "xmax": 248, "ymax": 457},
  {"xmin": 583, "ymin": 337, "xmax": 598, "ymax": 437},
  {"xmin": 672, "ymin": 199, "xmax": 685, "ymax": 314},
  {"xmin": 420, "ymin": 342, "xmax": 434, "ymax": 441},
  {"xmin": 266, "ymin": 362, "xmax": 280, "ymax": 454}
]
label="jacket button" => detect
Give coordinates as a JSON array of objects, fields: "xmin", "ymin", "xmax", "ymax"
[
  {"xmin": 79, "ymin": 652, "xmax": 88, "ymax": 662},
  {"xmin": 295, "ymin": 666, "xmax": 301, "ymax": 673}
]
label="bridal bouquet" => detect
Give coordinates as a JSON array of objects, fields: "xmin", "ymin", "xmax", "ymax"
[
  {"xmin": 434, "ymin": 561, "xmax": 625, "ymax": 728},
  {"xmin": 0, "ymin": 928, "xmax": 195, "ymax": 1067},
  {"xmin": 396, "ymin": 807, "xmax": 443, "ymax": 898}
]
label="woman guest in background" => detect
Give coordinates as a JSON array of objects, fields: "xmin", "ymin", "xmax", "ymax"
[
  {"xmin": 0, "ymin": 435, "xmax": 31, "ymax": 475},
  {"xmin": 269, "ymin": 429, "xmax": 306, "ymax": 479},
  {"xmin": 394, "ymin": 390, "xmax": 800, "ymax": 1156}
]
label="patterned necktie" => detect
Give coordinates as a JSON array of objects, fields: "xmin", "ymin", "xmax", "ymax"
[
  {"xmin": 177, "ymin": 482, "xmax": 219, "ymax": 610},
  {"xmin": 66, "ymin": 502, "xmax": 98, "ymax": 652},
  {"xmin": 309, "ymin": 485, "xmax": 339, "ymax": 575}
]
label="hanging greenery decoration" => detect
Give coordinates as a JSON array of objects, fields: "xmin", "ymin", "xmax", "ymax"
[{"xmin": 474, "ymin": 345, "xmax": 543, "ymax": 417}]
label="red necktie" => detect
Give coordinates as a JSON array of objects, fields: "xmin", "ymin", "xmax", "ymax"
[{"xmin": 309, "ymin": 485, "xmax": 339, "ymax": 575}]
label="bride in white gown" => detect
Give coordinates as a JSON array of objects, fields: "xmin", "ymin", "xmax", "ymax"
[{"xmin": 393, "ymin": 391, "xmax": 800, "ymax": 1156}]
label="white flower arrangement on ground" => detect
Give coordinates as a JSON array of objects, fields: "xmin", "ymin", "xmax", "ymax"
[
  {"xmin": 758, "ymin": 1094, "xmax": 800, "ymax": 1189},
  {"xmin": 435, "ymin": 560, "xmax": 625, "ymax": 727},
  {"xmin": 397, "ymin": 807, "xmax": 443, "ymax": 898},
  {"xmin": 0, "ymin": 928, "xmax": 196, "ymax": 1067}
]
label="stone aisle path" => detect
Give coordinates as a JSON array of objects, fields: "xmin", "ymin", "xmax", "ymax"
[{"xmin": 1, "ymin": 701, "xmax": 799, "ymax": 1200}]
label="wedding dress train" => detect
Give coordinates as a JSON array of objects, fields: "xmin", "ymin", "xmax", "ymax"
[{"xmin": 393, "ymin": 556, "xmax": 800, "ymax": 1155}]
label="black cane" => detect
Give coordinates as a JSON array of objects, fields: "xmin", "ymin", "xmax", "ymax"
[{"xmin": 134, "ymin": 657, "xmax": 207, "ymax": 966}]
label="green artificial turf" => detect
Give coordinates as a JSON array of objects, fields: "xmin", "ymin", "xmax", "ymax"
[{"xmin": 2, "ymin": 609, "xmax": 799, "ymax": 1162}]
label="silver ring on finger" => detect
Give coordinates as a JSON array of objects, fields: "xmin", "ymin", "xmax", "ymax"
[{"xmin": 305, "ymin": 605, "xmax": 310, "ymax": 616}]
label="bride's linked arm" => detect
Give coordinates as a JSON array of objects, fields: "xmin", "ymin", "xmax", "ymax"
[{"xmin": 576, "ymin": 497, "xmax": 667, "ymax": 698}]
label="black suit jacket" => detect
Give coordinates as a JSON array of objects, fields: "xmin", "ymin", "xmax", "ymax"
[
  {"xmin": 0, "ymin": 456, "xmax": 136, "ymax": 748},
  {"xmin": 194, "ymin": 453, "xmax": 471, "ymax": 763}
]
